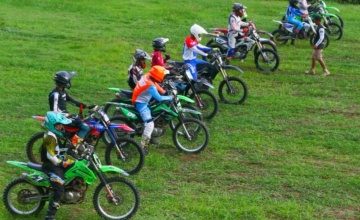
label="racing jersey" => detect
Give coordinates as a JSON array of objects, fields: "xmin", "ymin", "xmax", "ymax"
[
  {"xmin": 49, "ymin": 87, "xmax": 83, "ymax": 113},
  {"xmin": 127, "ymin": 64, "xmax": 144, "ymax": 89},
  {"xmin": 132, "ymin": 74, "xmax": 171, "ymax": 104},
  {"xmin": 228, "ymin": 12, "xmax": 249, "ymax": 35},
  {"xmin": 41, "ymin": 131, "xmax": 62, "ymax": 167},
  {"xmin": 182, "ymin": 36, "xmax": 211, "ymax": 61},
  {"xmin": 286, "ymin": 5, "xmax": 303, "ymax": 19}
]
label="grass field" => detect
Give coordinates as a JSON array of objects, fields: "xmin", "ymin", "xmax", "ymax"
[{"xmin": 0, "ymin": 0, "xmax": 359, "ymax": 219}]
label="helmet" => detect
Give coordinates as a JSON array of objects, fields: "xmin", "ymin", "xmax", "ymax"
[
  {"xmin": 149, "ymin": 66, "xmax": 168, "ymax": 83},
  {"xmin": 54, "ymin": 71, "xmax": 76, "ymax": 89},
  {"xmin": 232, "ymin": 3, "xmax": 246, "ymax": 11},
  {"xmin": 190, "ymin": 24, "xmax": 208, "ymax": 41},
  {"xmin": 313, "ymin": 14, "xmax": 322, "ymax": 21},
  {"xmin": 133, "ymin": 49, "xmax": 151, "ymax": 68},
  {"xmin": 289, "ymin": 0, "xmax": 298, "ymax": 7},
  {"xmin": 152, "ymin": 37, "xmax": 169, "ymax": 52},
  {"xmin": 44, "ymin": 111, "xmax": 72, "ymax": 137}
]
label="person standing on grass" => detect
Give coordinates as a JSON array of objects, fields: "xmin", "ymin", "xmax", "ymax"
[{"xmin": 305, "ymin": 14, "xmax": 330, "ymax": 76}]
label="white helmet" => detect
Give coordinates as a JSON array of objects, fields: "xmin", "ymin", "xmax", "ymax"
[{"xmin": 190, "ymin": 24, "xmax": 208, "ymax": 41}]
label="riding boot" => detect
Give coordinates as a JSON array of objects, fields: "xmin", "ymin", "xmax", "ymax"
[
  {"xmin": 140, "ymin": 135, "xmax": 150, "ymax": 155},
  {"xmin": 44, "ymin": 200, "xmax": 60, "ymax": 220}
]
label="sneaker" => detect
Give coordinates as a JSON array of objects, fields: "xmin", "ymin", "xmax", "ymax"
[
  {"xmin": 323, "ymin": 69, "xmax": 330, "ymax": 76},
  {"xmin": 305, "ymin": 69, "xmax": 315, "ymax": 75}
]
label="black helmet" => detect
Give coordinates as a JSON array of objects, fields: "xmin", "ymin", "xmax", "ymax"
[
  {"xmin": 54, "ymin": 71, "xmax": 76, "ymax": 89},
  {"xmin": 232, "ymin": 3, "xmax": 246, "ymax": 11},
  {"xmin": 289, "ymin": 0, "xmax": 298, "ymax": 7},
  {"xmin": 133, "ymin": 49, "xmax": 151, "ymax": 62},
  {"xmin": 152, "ymin": 37, "xmax": 169, "ymax": 52}
]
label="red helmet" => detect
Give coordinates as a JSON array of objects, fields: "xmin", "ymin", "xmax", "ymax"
[{"xmin": 149, "ymin": 66, "xmax": 167, "ymax": 82}]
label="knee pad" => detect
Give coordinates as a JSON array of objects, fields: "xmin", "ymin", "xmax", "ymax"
[{"xmin": 143, "ymin": 121, "xmax": 154, "ymax": 138}]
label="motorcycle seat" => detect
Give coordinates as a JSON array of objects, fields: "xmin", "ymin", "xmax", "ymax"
[{"xmin": 27, "ymin": 162, "xmax": 45, "ymax": 172}]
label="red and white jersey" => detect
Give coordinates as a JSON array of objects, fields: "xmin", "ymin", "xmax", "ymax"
[{"xmin": 182, "ymin": 36, "xmax": 209, "ymax": 60}]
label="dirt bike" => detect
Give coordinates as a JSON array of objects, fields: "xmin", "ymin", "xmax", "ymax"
[
  {"xmin": 272, "ymin": 14, "xmax": 330, "ymax": 48},
  {"xmin": 108, "ymin": 80, "xmax": 210, "ymax": 154},
  {"xmin": 27, "ymin": 105, "xmax": 145, "ymax": 175},
  {"xmin": 3, "ymin": 144, "xmax": 140, "ymax": 219},
  {"xmin": 312, "ymin": 0, "xmax": 344, "ymax": 28},
  {"xmin": 167, "ymin": 51, "xmax": 248, "ymax": 105},
  {"xmin": 206, "ymin": 22, "xmax": 280, "ymax": 72}
]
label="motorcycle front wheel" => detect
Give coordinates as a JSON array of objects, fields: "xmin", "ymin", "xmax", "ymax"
[
  {"xmin": 105, "ymin": 137, "xmax": 145, "ymax": 175},
  {"xmin": 309, "ymin": 33, "xmax": 330, "ymax": 48},
  {"xmin": 219, "ymin": 76, "xmax": 248, "ymax": 105},
  {"xmin": 103, "ymin": 98, "xmax": 123, "ymax": 117},
  {"xmin": 173, "ymin": 118, "xmax": 209, "ymax": 153},
  {"xmin": 26, "ymin": 132, "xmax": 45, "ymax": 164},
  {"xmin": 185, "ymin": 88, "xmax": 219, "ymax": 120},
  {"xmin": 93, "ymin": 177, "xmax": 140, "ymax": 219},
  {"xmin": 255, "ymin": 48, "xmax": 280, "ymax": 72},
  {"xmin": 169, "ymin": 103, "xmax": 204, "ymax": 130},
  {"xmin": 324, "ymin": 22, "xmax": 343, "ymax": 41},
  {"xmin": 3, "ymin": 178, "xmax": 46, "ymax": 215}
]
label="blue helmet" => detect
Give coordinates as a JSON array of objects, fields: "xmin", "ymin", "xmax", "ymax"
[{"xmin": 44, "ymin": 111, "xmax": 72, "ymax": 136}]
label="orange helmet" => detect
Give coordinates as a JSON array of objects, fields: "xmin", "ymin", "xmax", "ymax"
[{"xmin": 149, "ymin": 66, "xmax": 167, "ymax": 82}]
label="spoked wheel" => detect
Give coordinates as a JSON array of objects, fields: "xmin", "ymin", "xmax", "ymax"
[
  {"xmin": 172, "ymin": 118, "xmax": 209, "ymax": 153},
  {"xmin": 324, "ymin": 22, "xmax": 343, "ymax": 41},
  {"xmin": 3, "ymin": 178, "xmax": 46, "ymax": 215},
  {"xmin": 253, "ymin": 41, "xmax": 277, "ymax": 56},
  {"xmin": 255, "ymin": 48, "xmax": 280, "ymax": 72},
  {"xmin": 105, "ymin": 137, "xmax": 145, "ymax": 175},
  {"xmin": 103, "ymin": 98, "xmax": 123, "ymax": 117},
  {"xmin": 272, "ymin": 29, "xmax": 289, "ymax": 45},
  {"xmin": 93, "ymin": 177, "xmax": 140, "ymax": 219},
  {"xmin": 169, "ymin": 103, "xmax": 203, "ymax": 130},
  {"xmin": 26, "ymin": 132, "xmax": 45, "ymax": 164},
  {"xmin": 219, "ymin": 76, "xmax": 248, "ymax": 105},
  {"xmin": 186, "ymin": 88, "xmax": 219, "ymax": 120},
  {"xmin": 310, "ymin": 33, "xmax": 330, "ymax": 48}
]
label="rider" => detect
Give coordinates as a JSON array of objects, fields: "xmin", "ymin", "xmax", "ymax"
[
  {"xmin": 226, "ymin": 3, "xmax": 252, "ymax": 64},
  {"xmin": 132, "ymin": 66, "xmax": 173, "ymax": 154},
  {"xmin": 182, "ymin": 24, "xmax": 213, "ymax": 80},
  {"xmin": 286, "ymin": 0, "xmax": 307, "ymax": 39},
  {"xmin": 151, "ymin": 37, "xmax": 171, "ymax": 67},
  {"xmin": 49, "ymin": 71, "xmax": 95, "ymax": 147},
  {"xmin": 41, "ymin": 111, "xmax": 75, "ymax": 220},
  {"xmin": 127, "ymin": 49, "xmax": 151, "ymax": 89}
]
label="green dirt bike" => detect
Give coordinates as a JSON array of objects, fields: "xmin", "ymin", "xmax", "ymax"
[
  {"xmin": 3, "ymin": 144, "xmax": 140, "ymax": 219},
  {"xmin": 108, "ymin": 80, "xmax": 209, "ymax": 154}
]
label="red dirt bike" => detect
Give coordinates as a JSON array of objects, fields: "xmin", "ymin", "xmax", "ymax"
[{"xmin": 26, "ymin": 105, "xmax": 145, "ymax": 175}]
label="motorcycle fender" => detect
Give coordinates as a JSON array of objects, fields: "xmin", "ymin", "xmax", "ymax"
[
  {"xmin": 182, "ymin": 108, "xmax": 202, "ymax": 115},
  {"xmin": 326, "ymin": 6, "xmax": 340, "ymax": 12},
  {"xmin": 323, "ymin": 13, "xmax": 339, "ymax": 19},
  {"xmin": 177, "ymin": 95, "xmax": 195, "ymax": 103},
  {"xmin": 259, "ymin": 38, "xmax": 276, "ymax": 46},
  {"xmin": 99, "ymin": 165, "xmax": 129, "ymax": 176},
  {"xmin": 221, "ymin": 65, "xmax": 244, "ymax": 74},
  {"xmin": 258, "ymin": 31, "xmax": 273, "ymax": 38},
  {"xmin": 7, "ymin": 161, "xmax": 50, "ymax": 187},
  {"xmin": 121, "ymin": 107, "xmax": 138, "ymax": 120},
  {"xmin": 108, "ymin": 87, "xmax": 121, "ymax": 92},
  {"xmin": 203, "ymin": 82, "xmax": 215, "ymax": 89}
]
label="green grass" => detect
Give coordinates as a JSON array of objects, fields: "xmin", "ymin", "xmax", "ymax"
[{"xmin": 0, "ymin": 0, "xmax": 359, "ymax": 219}]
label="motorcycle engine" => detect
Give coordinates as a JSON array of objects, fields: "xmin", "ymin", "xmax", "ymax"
[
  {"xmin": 84, "ymin": 134, "xmax": 98, "ymax": 146},
  {"xmin": 61, "ymin": 177, "xmax": 87, "ymax": 204},
  {"xmin": 234, "ymin": 45, "xmax": 247, "ymax": 58}
]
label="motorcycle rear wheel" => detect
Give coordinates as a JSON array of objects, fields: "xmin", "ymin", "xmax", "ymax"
[
  {"xmin": 3, "ymin": 178, "xmax": 46, "ymax": 215},
  {"xmin": 173, "ymin": 118, "xmax": 209, "ymax": 154},
  {"xmin": 324, "ymin": 22, "xmax": 343, "ymax": 41},
  {"xmin": 93, "ymin": 177, "xmax": 140, "ymax": 219},
  {"xmin": 219, "ymin": 76, "xmax": 248, "ymax": 105},
  {"xmin": 272, "ymin": 29, "xmax": 289, "ymax": 45},
  {"xmin": 105, "ymin": 137, "xmax": 145, "ymax": 175},
  {"xmin": 255, "ymin": 48, "xmax": 280, "ymax": 72}
]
